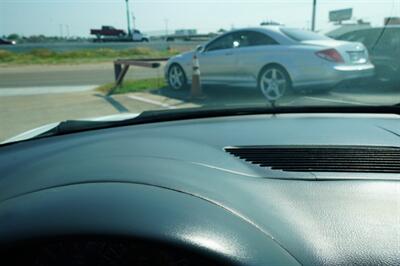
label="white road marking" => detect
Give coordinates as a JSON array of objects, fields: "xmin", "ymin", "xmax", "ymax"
[
  {"xmin": 0, "ymin": 85, "xmax": 98, "ymax": 97},
  {"xmin": 304, "ymin": 96, "xmax": 369, "ymax": 106},
  {"xmin": 127, "ymin": 94, "xmax": 177, "ymax": 109}
]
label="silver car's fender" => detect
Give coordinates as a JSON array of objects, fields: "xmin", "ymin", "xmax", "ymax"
[{"xmin": 165, "ymin": 52, "xmax": 194, "ymax": 80}]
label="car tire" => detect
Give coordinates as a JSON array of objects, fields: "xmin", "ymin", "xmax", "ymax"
[
  {"xmin": 258, "ymin": 65, "xmax": 292, "ymax": 101},
  {"xmin": 167, "ymin": 64, "xmax": 187, "ymax": 90}
]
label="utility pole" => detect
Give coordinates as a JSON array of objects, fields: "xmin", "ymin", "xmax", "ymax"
[
  {"xmin": 59, "ymin": 24, "xmax": 63, "ymax": 38},
  {"xmin": 132, "ymin": 12, "xmax": 136, "ymax": 31},
  {"xmin": 125, "ymin": 0, "xmax": 132, "ymax": 36},
  {"xmin": 65, "ymin": 25, "xmax": 70, "ymax": 38},
  {"xmin": 311, "ymin": 0, "xmax": 317, "ymax": 31}
]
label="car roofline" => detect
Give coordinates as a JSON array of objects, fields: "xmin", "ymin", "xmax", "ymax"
[{"xmin": 209, "ymin": 26, "xmax": 295, "ymax": 45}]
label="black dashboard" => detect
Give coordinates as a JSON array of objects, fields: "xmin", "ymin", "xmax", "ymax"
[{"xmin": 1, "ymin": 113, "xmax": 400, "ymax": 265}]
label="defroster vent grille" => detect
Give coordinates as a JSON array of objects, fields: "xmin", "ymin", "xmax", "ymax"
[{"xmin": 225, "ymin": 146, "xmax": 400, "ymax": 173}]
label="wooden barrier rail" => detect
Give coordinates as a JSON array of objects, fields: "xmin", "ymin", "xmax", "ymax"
[{"xmin": 109, "ymin": 57, "xmax": 169, "ymax": 96}]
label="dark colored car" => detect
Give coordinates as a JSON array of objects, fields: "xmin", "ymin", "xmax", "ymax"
[
  {"xmin": 0, "ymin": 38, "xmax": 16, "ymax": 45},
  {"xmin": 335, "ymin": 26, "xmax": 400, "ymax": 87}
]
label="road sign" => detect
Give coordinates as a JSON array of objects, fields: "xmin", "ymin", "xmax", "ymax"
[{"xmin": 329, "ymin": 8, "xmax": 353, "ymax": 22}]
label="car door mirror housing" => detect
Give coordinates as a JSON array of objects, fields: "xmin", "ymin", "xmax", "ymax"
[{"xmin": 196, "ymin": 45, "xmax": 204, "ymax": 53}]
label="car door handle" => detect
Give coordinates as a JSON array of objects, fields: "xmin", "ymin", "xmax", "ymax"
[{"xmin": 225, "ymin": 52, "xmax": 234, "ymax": 56}]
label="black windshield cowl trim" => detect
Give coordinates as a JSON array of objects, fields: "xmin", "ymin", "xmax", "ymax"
[{"xmin": 2, "ymin": 105, "xmax": 400, "ymax": 147}]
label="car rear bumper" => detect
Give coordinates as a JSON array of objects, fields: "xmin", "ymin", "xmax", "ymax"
[
  {"xmin": 334, "ymin": 64, "xmax": 375, "ymax": 80},
  {"xmin": 292, "ymin": 63, "xmax": 375, "ymax": 90}
]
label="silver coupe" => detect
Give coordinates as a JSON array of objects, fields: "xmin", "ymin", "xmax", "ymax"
[{"xmin": 165, "ymin": 26, "xmax": 375, "ymax": 100}]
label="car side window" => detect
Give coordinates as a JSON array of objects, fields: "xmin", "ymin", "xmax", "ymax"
[
  {"xmin": 374, "ymin": 29, "xmax": 400, "ymax": 53},
  {"xmin": 205, "ymin": 34, "xmax": 234, "ymax": 52},
  {"xmin": 341, "ymin": 30, "xmax": 379, "ymax": 51},
  {"xmin": 343, "ymin": 31, "xmax": 365, "ymax": 42},
  {"xmin": 351, "ymin": 31, "xmax": 369, "ymax": 47},
  {"xmin": 232, "ymin": 31, "xmax": 278, "ymax": 48},
  {"xmin": 363, "ymin": 29, "xmax": 381, "ymax": 49}
]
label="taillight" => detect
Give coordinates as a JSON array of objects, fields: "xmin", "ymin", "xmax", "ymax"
[{"xmin": 316, "ymin": 49, "xmax": 344, "ymax": 63}]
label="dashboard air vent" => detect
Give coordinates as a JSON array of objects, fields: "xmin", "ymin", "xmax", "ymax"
[{"xmin": 225, "ymin": 146, "xmax": 400, "ymax": 173}]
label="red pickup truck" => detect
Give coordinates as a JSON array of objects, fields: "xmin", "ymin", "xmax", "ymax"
[
  {"xmin": 90, "ymin": 26, "xmax": 127, "ymax": 38},
  {"xmin": 90, "ymin": 26, "xmax": 149, "ymax": 42}
]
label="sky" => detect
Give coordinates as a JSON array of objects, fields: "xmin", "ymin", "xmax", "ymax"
[{"xmin": 1, "ymin": 0, "xmax": 400, "ymax": 37}]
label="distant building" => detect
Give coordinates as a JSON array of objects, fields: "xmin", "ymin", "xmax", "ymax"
[
  {"xmin": 260, "ymin": 21, "xmax": 281, "ymax": 26},
  {"xmin": 175, "ymin": 29, "xmax": 197, "ymax": 36}
]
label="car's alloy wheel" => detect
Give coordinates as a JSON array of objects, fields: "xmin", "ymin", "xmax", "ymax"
[
  {"xmin": 259, "ymin": 67, "xmax": 290, "ymax": 101},
  {"xmin": 168, "ymin": 64, "xmax": 186, "ymax": 90}
]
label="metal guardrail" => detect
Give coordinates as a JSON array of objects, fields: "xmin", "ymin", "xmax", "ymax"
[{"xmin": 109, "ymin": 57, "xmax": 169, "ymax": 96}]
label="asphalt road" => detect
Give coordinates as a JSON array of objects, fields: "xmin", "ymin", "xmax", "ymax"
[
  {"xmin": 0, "ymin": 63, "xmax": 165, "ymax": 88},
  {"xmin": 0, "ymin": 41, "xmax": 201, "ymax": 53}
]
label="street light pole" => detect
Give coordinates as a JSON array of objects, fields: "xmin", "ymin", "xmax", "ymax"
[
  {"xmin": 125, "ymin": 0, "xmax": 132, "ymax": 36},
  {"xmin": 311, "ymin": 0, "xmax": 317, "ymax": 31},
  {"xmin": 132, "ymin": 13, "xmax": 136, "ymax": 31},
  {"xmin": 59, "ymin": 24, "xmax": 63, "ymax": 38},
  {"xmin": 66, "ymin": 25, "xmax": 70, "ymax": 38}
]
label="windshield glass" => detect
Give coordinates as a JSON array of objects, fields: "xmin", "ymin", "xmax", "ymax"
[
  {"xmin": 1, "ymin": 0, "xmax": 400, "ymax": 143},
  {"xmin": 280, "ymin": 27, "xmax": 331, "ymax": 41}
]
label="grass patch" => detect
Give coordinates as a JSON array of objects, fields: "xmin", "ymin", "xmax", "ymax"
[
  {"xmin": 96, "ymin": 78, "xmax": 167, "ymax": 95},
  {"xmin": 0, "ymin": 47, "xmax": 179, "ymax": 65}
]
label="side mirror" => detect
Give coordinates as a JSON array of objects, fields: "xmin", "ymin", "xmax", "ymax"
[{"xmin": 196, "ymin": 45, "xmax": 204, "ymax": 53}]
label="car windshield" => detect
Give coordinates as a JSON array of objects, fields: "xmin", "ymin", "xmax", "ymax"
[
  {"xmin": 1, "ymin": 0, "xmax": 400, "ymax": 143},
  {"xmin": 280, "ymin": 27, "xmax": 331, "ymax": 41}
]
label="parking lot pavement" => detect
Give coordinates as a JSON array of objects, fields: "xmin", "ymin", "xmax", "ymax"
[
  {"xmin": 0, "ymin": 89, "xmax": 159, "ymax": 142},
  {"xmin": 2, "ymin": 84, "xmax": 399, "ymax": 143},
  {"xmin": 146, "ymin": 85, "xmax": 400, "ymax": 108},
  {"xmin": 329, "ymin": 89, "xmax": 400, "ymax": 106}
]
